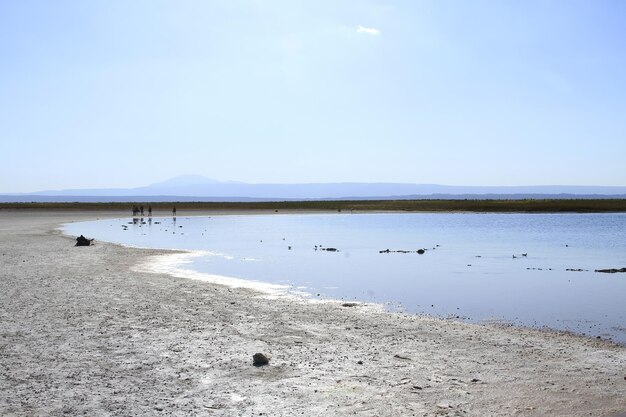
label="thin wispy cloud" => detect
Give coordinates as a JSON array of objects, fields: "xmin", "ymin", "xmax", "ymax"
[{"xmin": 357, "ymin": 25, "xmax": 380, "ymax": 35}]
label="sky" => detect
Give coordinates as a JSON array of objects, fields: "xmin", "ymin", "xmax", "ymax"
[{"xmin": 1, "ymin": 0, "xmax": 626, "ymax": 192}]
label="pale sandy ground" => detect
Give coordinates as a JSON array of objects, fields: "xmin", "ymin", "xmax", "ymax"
[{"xmin": 1, "ymin": 210, "xmax": 625, "ymax": 417}]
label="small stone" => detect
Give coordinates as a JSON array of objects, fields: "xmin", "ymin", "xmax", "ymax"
[
  {"xmin": 394, "ymin": 354, "xmax": 411, "ymax": 360},
  {"xmin": 342, "ymin": 302, "xmax": 358, "ymax": 307},
  {"xmin": 253, "ymin": 353, "xmax": 269, "ymax": 367},
  {"xmin": 471, "ymin": 378, "xmax": 480, "ymax": 383},
  {"xmin": 357, "ymin": 360, "xmax": 363, "ymax": 365}
]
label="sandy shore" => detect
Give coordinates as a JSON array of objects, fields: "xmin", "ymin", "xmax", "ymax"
[{"xmin": 1, "ymin": 210, "xmax": 625, "ymax": 416}]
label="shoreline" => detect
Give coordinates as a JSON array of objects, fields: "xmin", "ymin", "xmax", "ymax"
[
  {"xmin": 134, "ymin": 250, "xmax": 296, "ymax": 297},
  {"xmin": 61, "ymin": 211, "xmax": 626, "ymax": 346},
  {"xmin": 116, "ymin": 241, "xmax": 626, "ymax": 349},
  {"xmin": 1, "ymin": 210, "xmax": 625, "ymax": 416}
]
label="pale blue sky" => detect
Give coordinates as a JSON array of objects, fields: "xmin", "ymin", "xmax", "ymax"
[{"xmin": 1, "ymin": 0, "xmax": 625, "ymax": 192}]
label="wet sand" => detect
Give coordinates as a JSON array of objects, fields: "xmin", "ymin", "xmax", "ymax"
[{"xmin": 1, "ymin": 210, "xmax": 625, "ymax": 416}]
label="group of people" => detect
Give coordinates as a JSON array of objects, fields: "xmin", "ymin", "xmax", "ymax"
[
  {"xmin": 131, "ymin": 205, "xmax": 152, "ymax": 217},
  {"xmin": 131, "ymin": 205, "xmax": 177, "ymax": 217}
]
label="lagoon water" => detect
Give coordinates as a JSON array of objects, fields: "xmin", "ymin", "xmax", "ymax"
[{"xmin": 63, "ymin": 213, "xmax": 626, "ymax": 343}]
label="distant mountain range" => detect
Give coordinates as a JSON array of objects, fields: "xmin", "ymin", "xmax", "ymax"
[{"xmin": 2, "ymin": 175, "xmax": 626, "ymax": 202}]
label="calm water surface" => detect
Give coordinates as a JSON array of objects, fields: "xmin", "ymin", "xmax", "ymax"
[{"xmin": 63, "ymin": 213, "xmax": 626, "ymax": 343}]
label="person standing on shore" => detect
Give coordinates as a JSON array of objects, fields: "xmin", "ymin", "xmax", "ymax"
[
  {"xmin": 148, "ymin": 206, "xmax": 152, "ymax": 217},
  {"xmin": 173, "ymin": 206, "xmax": 176, "ymax": 217}
]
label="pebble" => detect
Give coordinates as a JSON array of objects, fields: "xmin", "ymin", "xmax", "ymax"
[{"xmin": 253, "ymin": 353, "xmax": 269, "ymax": 367}]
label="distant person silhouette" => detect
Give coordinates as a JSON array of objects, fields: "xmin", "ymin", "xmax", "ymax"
[
  {"xmin": 148, "ymin": 206, "xmax": 152, "ymax": 217},
  {"xmin": 173, "ymin": 206, "xmax": 176, "ymax": 217},
  {"xmin": 140, "ymin": 206, "xmax": 144, "ymax": 216}
]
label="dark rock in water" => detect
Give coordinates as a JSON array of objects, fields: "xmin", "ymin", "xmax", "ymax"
[
  {"xmin": 595, "ymin": 267, "xmax": 626, "ymax": 273},
  {"xmin": 342, "ymin": 302, "xmax": 358, "ymax": 307},
  {"xmin": 253, "ymin": 353, "xmax": 269, "ymax": 366},
  {"xmin": 380, "ymin": 248, "xmax": 428, "ymax": 254},
  {"xmin": 75, "ymin": 235, "xmax": 94, "ymax": 246},
  {"xmin": 322, "ymin": 247, "xmax": 338, "ymax": 252}
]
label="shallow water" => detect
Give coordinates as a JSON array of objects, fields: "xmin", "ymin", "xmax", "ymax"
[{"xmin": 63, "ymin": 213, "xmax": 626, "ymax": 343}]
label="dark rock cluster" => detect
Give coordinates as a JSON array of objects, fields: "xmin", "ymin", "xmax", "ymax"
[
  {"xmin": 595, "ymin": 267, "xmax": 626, "ymax": 273},
  {"xmin": 75, "ymin": 235, "xmax": 94, "ymax": 247}
]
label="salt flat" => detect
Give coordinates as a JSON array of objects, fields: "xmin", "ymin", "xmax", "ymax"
[{"xmin": 1, "ymin": 210, "xmax": 625, "ymax": 416}]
